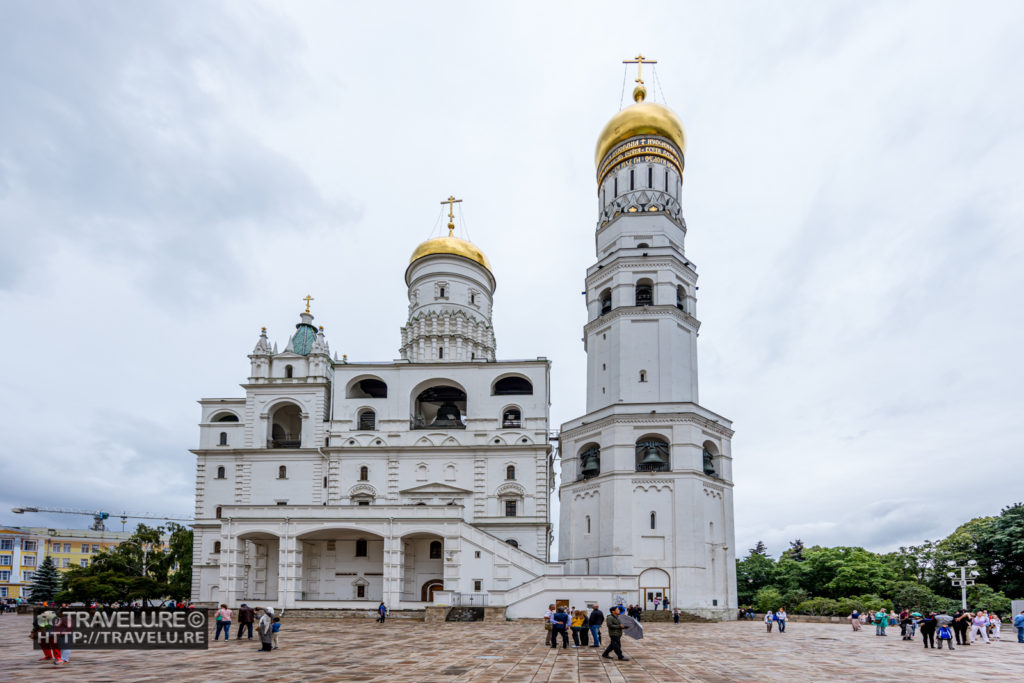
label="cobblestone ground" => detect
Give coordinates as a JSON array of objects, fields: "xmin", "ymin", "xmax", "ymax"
[{"xmin": 0, "ymin": 614, "xmax": 1018, "ymax": 682}]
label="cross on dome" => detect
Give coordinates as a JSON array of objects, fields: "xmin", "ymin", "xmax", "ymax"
[
  {"xmin": 441, "ymin": 195, "xmax": 462, "ymax": 237},
  {"xmin": 302, "ymin": 294, "xmax": 314, "ymax": 313}
]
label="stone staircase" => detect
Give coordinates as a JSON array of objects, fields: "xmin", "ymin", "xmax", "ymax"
[{"xmin": 446, "ymin": 606, "xmax": 485, "ymax": 622}]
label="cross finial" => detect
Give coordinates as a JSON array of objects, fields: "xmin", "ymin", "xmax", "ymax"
[
  {"xmin": 440, "ymin": 195, "xmax": 463, "ymax": 237},
  {"xmin": 302, "ymin": 294, "xmax": 314, "ymax": 314},
  {"xmin": 623, "ymin": 54, "xmax": 657, "ymax": 86}
]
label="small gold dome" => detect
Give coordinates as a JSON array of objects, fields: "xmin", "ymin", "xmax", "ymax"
[
  {"xmin": 595, "ymin": 98, "xmax": 686, "ymax": 168},
  {"xmin": 409, "ymin": 236, "xmax": 491, "ymax": 271}
]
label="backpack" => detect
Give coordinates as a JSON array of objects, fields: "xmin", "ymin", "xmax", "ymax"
[{"xmin": 938, "ymin": 626, "xmax": 952, "ymax": 640}]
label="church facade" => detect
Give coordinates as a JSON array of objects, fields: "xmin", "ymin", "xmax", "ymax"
[{"xmin": 191, "ymin": 67, "xmax": 736, "ymax": 619}]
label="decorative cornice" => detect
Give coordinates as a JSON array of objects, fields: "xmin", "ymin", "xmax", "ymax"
[
  {"xmin": 561, "ymin": 412, "xmax": 734, "ymax": 440},
  {"xmin": 583, "ymin": 305, "xmax": 700, "ymax": 335}
]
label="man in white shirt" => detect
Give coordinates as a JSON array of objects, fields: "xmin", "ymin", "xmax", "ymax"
[
  {"xmin": 543, "ymin": 604, "xmax": 555, "ymax": 646},
  {"xmin": 971, "ymin": 610, "xmax": 990, "ymax": 644}
]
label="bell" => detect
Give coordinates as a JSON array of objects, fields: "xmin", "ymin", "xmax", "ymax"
[
  {"xmin": 640, "ymin": 445, "xmax": 665, "ymax": 465},
  {"xmin": 430, "ymin": 401, "xmax": 462, "ymax": 427},
  {"xmin": 581, "ymin": 455, "xmax": 600, "ymax": 474}
]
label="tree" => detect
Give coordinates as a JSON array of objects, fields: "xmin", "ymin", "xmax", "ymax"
[
  {"xmin": 28, "ymin": 556, "xmax": 61, "ymax": 603},
  {"xmin": 750, "ymin": 540, "xmax": 768, "ymax": 556},
  {"xmin": 976, "ymin": 503, "xmax": 1024, "ymax": 598},
  {"xmin": 782, "ymin": 539, "xmax": 806, "ymax": 562},
  {"xmin": 752, "ymin": 586, "xmax": 784, "ymax": 613},
  {"xmin": 56, "ymin": 523, "xmax": 192, "ymax": 605},
  {"xmin": 737, "ymin": 547, "xmax": 776, "ymax": 603}
]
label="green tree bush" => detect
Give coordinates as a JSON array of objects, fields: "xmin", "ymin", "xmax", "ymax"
[{"xmin": 28, "ymin": 556, "xmax": 61, "ymax": 603}]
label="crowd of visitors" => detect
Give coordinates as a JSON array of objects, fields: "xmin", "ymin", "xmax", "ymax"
[
  {"xmin": 212, "ymin": 602, "xmax": 282, "ymax": 650},
  {"xmin": 543, "ymin": 602, "xmax": 643, "ymax": 661},
  {"xmin": 845, "ymin": 606, "xmax": 1024, "ymax": 650}
]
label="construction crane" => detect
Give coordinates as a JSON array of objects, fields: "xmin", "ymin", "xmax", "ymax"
[{"xmin": 11, "ymin": 506, "xmax": 193, "ymax": 532}]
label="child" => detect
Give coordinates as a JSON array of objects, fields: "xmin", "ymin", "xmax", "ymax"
[
  {"xmin": 271, "ymin": 617, "xmax": 281, "ymax": 649},
  {"xmin": 764, "ymin": 611, "xmax": 774, "ymax": 632}
]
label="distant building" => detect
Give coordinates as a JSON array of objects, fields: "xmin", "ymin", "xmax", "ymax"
[{"xmin": 0, "ymin": 526, "xmax": 168, "ymax": 600}]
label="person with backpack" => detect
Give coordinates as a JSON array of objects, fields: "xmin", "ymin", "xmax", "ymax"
[
  {"xmin": 550, "ymin": 606, "xmax": 570, "ymax": 649},
  {"xmin": 377, "ymin": 602, "xmax": 387, "ymax": 623},
  {"xmin": 934, "ymin": 610, "xmax": 955, "ymax": 650}
]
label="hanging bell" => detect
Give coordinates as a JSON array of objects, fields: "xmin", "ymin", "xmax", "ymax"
[
  {"xmin": 640, "ymin": 444, "xmax": 665, "ymax": 465},
  {"xmin": 581, "ymin": 454, "xmax": 600, "ymax": 474}
]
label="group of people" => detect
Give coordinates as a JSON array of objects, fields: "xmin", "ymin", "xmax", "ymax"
[
  {"xmin": 849, "ymin": 607, "xmax": 1024, "ymax": 650},
  {"xmin": 763, "ymin": 608, "xmax": 788, "ymax": 632},
  {"xmin": 544, "ymin": 603, "xmax": 632, "ymax": 661},
  {"xmin": 213, "ymin": 603, "xmax": 281, "ymax": 651}
]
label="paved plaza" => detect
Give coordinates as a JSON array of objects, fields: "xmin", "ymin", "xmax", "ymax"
[{"xmin": 0, "ymin": 614, "xmax": 1017, "ymax": 682}]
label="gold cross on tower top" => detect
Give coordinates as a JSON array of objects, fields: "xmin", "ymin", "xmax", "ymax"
[
  {"xmin": 441, "ymin": 195, "xmax": 462, "ymax": 237},
  {"xmin": 623, "ymin": 54, "xmax": 657, "ymax": 86},
  {"xmin": 302, "ymin": 294, "xmax": 314, "ymax": 314}
]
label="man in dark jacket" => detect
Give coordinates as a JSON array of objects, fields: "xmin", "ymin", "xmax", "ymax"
[
  {"xmin": 601, "ymin": 606, "xmax": 629, "ymax": 661},
  {"xmin": 550, "ymin": 607, "xmax": 569, "ymax": 649},
  {"xmin": 588, "ymin": 604, "xmax": 604, "ymax": 647},
  {"xmin": 237, "ymin": 603, "xmax": 255, "ymax": 640}
]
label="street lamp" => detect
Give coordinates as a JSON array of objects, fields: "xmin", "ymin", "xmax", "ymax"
[{"xmin": 946, "ymin": 559, "xmax": 978, "ymax": 609}]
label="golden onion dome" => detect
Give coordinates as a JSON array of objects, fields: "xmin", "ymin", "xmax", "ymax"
[
  {"xmin": 409, "ymin": 236, "xmax": 491, "ymax": 272},
  {"xmin": 594, "ymin": 88, "xmax": 686, "ymax": 168}
]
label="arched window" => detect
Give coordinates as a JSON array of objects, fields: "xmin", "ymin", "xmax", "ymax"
[
  {"xmin": 429, "ymin": 540, "xmax": 442, "ymax": 559},
  {"xmin": 586, "ymin": 515, "xmax": 591, "ymax": 534},
  {"xmin": 347, "ymin": 378, "xmax": 388, "ymax": 399},
  {"xmin": 502, "ymin": 407, "xmax": 521, "ymax": 428},
  {"xmin": 506, "ymin": 465, "xmax": 516, "ymax": 481},
  {"xmin": 358, "ymin": 409, "xmax": 376, "ymax": 431},
  {"xmin": 637, "ymin": 242, "xmax": 650, "ymax": 248},
  {"xmin": 493, "ymin": 377, "xmax": 533, "ymax": 395},
  {"xmin": 599, "ymin": 289, "xmax": 612, "ymax": 316},
  {"xmin": 635, "ymin": 437, "xmax": 670, "ymax": 472},
  {"xmin": 269, "ymin": 403, "xmax": 302, "ymax": 448},
  {"xmin": 505, "ymin": 539, "xmax": 519, "ymax": 548},
  {"xmin": 213, "ymin": 541, "xmax": 221, "ymax": 554},
  {"xmin": 355, "ymin": 539, "xmax": 367, "ymax": 557},
  {"xmin": 579, "ymin": 443, "xmax": 600, "ymax": 480},
  {"xmin": 216, "ymin": 466, "xmax": 225, "ymax": 479},
  {"xmin": 359, "ymin": 466, "xmax": 369, "ymax": 481},
  {"xmin": 219, "ymin": 431, "xmax": 228, "ymax": 446},
  {"xmin": 635, "ymin": 279, "xmax": 653, "ymax": 306},
  {"xmin": 703, "ymin": 441, "xmax": 718, "ymax": 477},
  {"xmin": 639, "ymin": 370, "xmax": 647, "ymax": 383},
  {"xmin": 650, "ymin": 512, "xmax": 657, "ymax": 530},
  {"xmin": 439, "ymin": 286, "xmax": 446, "ymax": 298},
  {"xmin": 470, "ymin": 293, "xmax": 476, "ymax": 304},
  {"xmin": 285, "ymin": 365, "xmax": 293, "ymax": 378},
  {"xmin": 438, "ymin": 347, "xmax": 444, "ymax": 359},
  {"xmin": 676, "ymin": 285, "xmax": 687, "ymax": 312},
  {"xmin": 215, "ymin": 506, "xmax": 222, "ymax": 519},
  {"xmin": 278, "ymin": 465, "xmax": 287, "ymax": 479},
  {"xmin": 504, "ymin": 500, "xmax": 518, "ymax": 517},
  {"xmin": 213, "ymin": 412, "xmax": 239, "ymax": 422}
]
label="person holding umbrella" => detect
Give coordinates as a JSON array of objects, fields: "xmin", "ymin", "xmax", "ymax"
[{"xmin": 601, "ymin": 606, "xmax": 630, "ymax": 661}]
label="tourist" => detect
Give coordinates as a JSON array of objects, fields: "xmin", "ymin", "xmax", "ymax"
[
  {"xmin": 874, "ymin": 608, "xmax": 887, "ymax": 636},
  {"xmin": 571, "ymin": 610, "xmax": 585, "ymax": 647},
  {"xmin": 256, "ymin": 607, "xmax": 274, "ymax": 652},
  {"xmin": 653, "ymin": 596, "xmax": 661, "ymax": 611},
  {"xmin": 377, "ymin": 602, "xmax": 387, "ymax": 623},
  {"xmin": 237, "ymin": 603, "xmax": 255, "ymax": 640},
  {"xmin": 53, "ymin": 610, "xmax": 72, "ymax": 665},
  {"xmin": 589, "ymin": 604, "xmax": 604, "ymax": 647},
  {"xmin": 579, "ymin": 608, "xmax": 590, "ymax": 646},
  {"xmin": 550, "ymin": 606, "xmax": 569, "ymax": 649},
  {"xmin": 776, "ymin": 607, "xmax": 787, "ymax": 633},
  {"xmin": 970, "ymin": 610, "xmax": 990, "ymax": 644},
  {"xmin": 935, "ymin": 610, "xmax": 955, "ymax": 650},
  {"xmin": 215, "ymin": 603, "xmax": 232, "ymax": 640},
  {"xmin": 601, "ymin": 606, "xmax": 629, "ymax": 661},
  {"xmin": 989, "ymin": 612, "xmax": 1001, "ymax": 641},
  {"xmin": 1013, "ymin": 610, "xmax": 1024, "ymax": 643},
  {"xmin": 918, "ymin": 612, "xmax": 936, "ymax": 649},
  {"xmin": 673, "ymin": 608, "xmax": 680, "ymax": 624},
  {"xmin": 899, "ymin": 608, "xmax": 910, "ymax": 638},
  {"xmin": 850, "ymin": 609, "xmax": 861, "ymax": 631},
  {"xmin": 663, "ymin": 597, "xmax": 670, "ymax": 612},
  {"xmin": 764, "ymin": 610, "xmax": 774, "ymax": 632},
  {"xmin": 272, "ymin": 616, "xmax": 281, "ymax": 649},
  {"xmin": 31, "ymin": 610, "xmax": 59, "ymax": 663},
  {"xmin": 543, "ymin": 604, "xmax": 555, "ymax": 646},
  {"xmin": 953, "ymin": 610, "xmax": 971, "ymax": 645}
]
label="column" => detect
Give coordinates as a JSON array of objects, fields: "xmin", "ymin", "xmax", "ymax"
[
  {"xmin": 383, "ymin": 532, "xmax": 404, "ymax": 609},
  {"xmin": 278, "ymin": 532, "xmax": 303, "ymax": 608}
]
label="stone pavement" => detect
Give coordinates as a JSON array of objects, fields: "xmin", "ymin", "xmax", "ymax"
[{"xmin": 0, "ymin": 614, "xmax": 1018, "ymax": 682}]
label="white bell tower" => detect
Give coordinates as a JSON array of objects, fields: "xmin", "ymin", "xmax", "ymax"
[{"xmin": 559, "ymin": 57, "xmax": 738, "ymax": 619}]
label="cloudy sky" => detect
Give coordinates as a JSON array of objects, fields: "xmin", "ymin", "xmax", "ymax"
[{"xmin": 1, "ymin": 1, "xmax": 1021, "ymax": 558}]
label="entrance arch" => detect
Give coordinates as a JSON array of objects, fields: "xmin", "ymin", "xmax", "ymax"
[
  {"xmin": 421, "ymin": 579, "xmax": 444, "ymax": 602},
  {"xmin": 639, "ymin": 567, "xmax": 670, "ymax": 612}
]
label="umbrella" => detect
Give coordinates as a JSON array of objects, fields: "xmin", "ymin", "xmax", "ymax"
[
  {"xmin": 619, "ymin": 614, "xmax": 645, "ymax": 640},
  {"xmin": 911, "ymin": 612, "xmax": 922, "ymax": 617}
]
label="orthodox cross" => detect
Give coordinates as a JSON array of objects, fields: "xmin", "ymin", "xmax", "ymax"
[
  {"xmin": 623, "ymin": 54, "xmax": 657, "ymax": 86},
  {"xmin": 302, "ymin": 294, "xmax": 314, "ymax": 313},
  {"xmin": 441, "ymin": 195, "xmax": 462, "ymax": 237}
]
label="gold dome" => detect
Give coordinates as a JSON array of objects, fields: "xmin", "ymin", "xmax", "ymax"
[
  {"xmin": 409, "ymin": 236, "xmax": 491, "ymax": 271},
  {"xmin": 595, "ymin": 98, "xmax": 686, "ymax": 168}
]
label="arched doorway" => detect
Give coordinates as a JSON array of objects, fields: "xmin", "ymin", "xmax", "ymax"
[
  {"xmin": 639, "ymin": 567, "xmax": 671, "ymax": 612},
  {"xmin": 421, "ymin": 579, "xmax": 444, "ymax": 602}
]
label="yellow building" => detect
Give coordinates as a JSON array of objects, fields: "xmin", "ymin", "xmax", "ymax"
[{"xmin": 0, "ymin": 526, "xmax": 169, "ymax": 601}]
